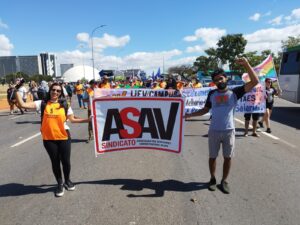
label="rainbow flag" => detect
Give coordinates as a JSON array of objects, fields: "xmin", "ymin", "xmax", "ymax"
[
  {"xmin": 253, "ymin": 55, "xmax": 277, "ymax": 81},
  {"xmin": 242, "ymin": 55, "xmax": 277, "ymax": 83}
]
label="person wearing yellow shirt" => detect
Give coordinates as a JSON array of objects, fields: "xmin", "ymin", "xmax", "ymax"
[
  {"xmin": 74, "ymin": 80, "xmax": 86, "ymax": 109},
  {"xmin": 15, "ymin": 81, "xmax": 90, "ymax": 197},
  {"xmin": 193, "ymin": 78, "xmax": 203, "ymax": 88},
  {"xmin": 99, "ymin": 75, "xmax": 111, "ymax": 89}
]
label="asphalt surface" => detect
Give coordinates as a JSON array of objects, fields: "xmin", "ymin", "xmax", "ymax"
[{"xmin": 0, "ymin": 97, "xmax": 299, "ymax": 225}]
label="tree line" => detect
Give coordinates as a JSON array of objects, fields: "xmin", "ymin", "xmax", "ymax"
[{"xmin": 168, "ymin": 34, "xmax": 300, "ymax": 79}]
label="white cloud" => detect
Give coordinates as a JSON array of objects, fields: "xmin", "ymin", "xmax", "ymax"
[
  {"xmin": 244, "ymin": 24, "xmax": 300, "ymax": 52},
  {"xmin": 93, "ymin": 33, "xmax": 130, "ymax": 50},
  {"xmin": 184, "ymin": 27, "xmax": 226, "ymax": 54},
  {"xmin": 76, "ymin": 33, "xmax": 89, "ymax": 42},
  {"xmin": 249, "ymin": 13, "xmax": 261, "ymax": 21},
  {"xmin": 290, "ymin": 8, "xmax": 300, "ymax": 19},
  {"xmin": 0, "ymin": 19, "xmax": 8, "ymax": 29},
  {"xmin": 183, "ymin": 27, "xmax": 226, "ymax": 43},
  {"xmin": 0, "ymin": 34, "xmax": 14, "ymax": 56},
  {"xmin": 268, "ymin": 15, "xmax": 283, "ymax": 25},
  {"xmin": 55, "ymin": 48, "xmax": 185, "ymax": 76},
  {"xmin": 186, "ymin": 45, "xmax": 204, "ymax": 53},
  {"xmin": 76, "ymin": 32, "xmax": 130, "ymax": 52}
]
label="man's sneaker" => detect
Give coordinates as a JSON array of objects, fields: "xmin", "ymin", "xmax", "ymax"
[
  {"xmin": 220, "ymin": 180, "xmax": 230, "ymax": 194},
  {"xmin": 64, "ymin": 180, "xmax": 76, "ymax": 191},
  {"xmin": 266, "ymin": 128, "xmax": 271, "ymax": 133},
  {"xmin": 258, "ymin": 121, "xmax": 264, "ymax": 128},
  {"xmin": 208, "ymin": 177, "xmax": 217, "ymax": 191},
  {"xmin": 55, "ymin": 184, "xmax": 64, "ymax": 197}
]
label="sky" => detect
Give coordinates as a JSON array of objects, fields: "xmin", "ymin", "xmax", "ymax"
[{"xmin": 1, "ymin": 0, "xmax": 300, "ymax": 76}]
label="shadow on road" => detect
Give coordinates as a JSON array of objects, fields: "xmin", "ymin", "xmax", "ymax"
[
  {"xmin": 15, "ymin": 121, "xmax": 40, "ymax": 124},
  {"xmin": 77, "ymin": 179, "xmax": 208, "ymax": 197},
  {"xmin": 0, "ymin": 183, "xmax": 55, "ymax": 197},
  {"xmin": 71, "ymin": 139, "xmax": 88, "ymax": 143}
]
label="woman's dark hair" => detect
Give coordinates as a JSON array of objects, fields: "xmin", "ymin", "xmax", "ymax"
[
  {"xmin": 265, "ymin": 78, "xmax": 275, "ymax": 89},
  {"xmin": 165, "ymin": 77, "xmax": 177, "ymax": 90},
  {"xmin": 46, "ymin": 82, "xmax": 66, "ymax": 106}
]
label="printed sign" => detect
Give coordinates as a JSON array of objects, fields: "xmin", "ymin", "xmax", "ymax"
[{"xmin": 92, "ymin": 97, "xmax": 184, "ymax": 156}]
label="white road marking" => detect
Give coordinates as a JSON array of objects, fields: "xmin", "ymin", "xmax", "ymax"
[
  {"xmin": 9, "ymin": 115, "xmax": 25, "ymax": 120},
  {"xmin": 234, "ymin": 118, "xmax": 296, "ymax": 148},
  {"xmin": 10, "ymin": 132, "xmax": 41, "ymax": 148}
]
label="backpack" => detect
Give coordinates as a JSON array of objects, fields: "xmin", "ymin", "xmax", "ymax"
[
  {"xmin": 40, "ymin": 99, "xmax": 69, "ymax": 124},
  {"xmin": 37, "ymin": 87, "xmax": 47, "ymax": 101}
]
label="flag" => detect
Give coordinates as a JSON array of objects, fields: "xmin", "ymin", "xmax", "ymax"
[
  {"xmin": 155, "ymin": 67, "xmax": 161, "ymax": 79},
  {"xmin": 242, "ymin": 55, "xmax": 277, "ymax": 82},
  {"xmin": 253, "ymin": 55, "xmax": 277, "ymax": 81},
  {"xmin": 151, "ymin": 71, "xmax": 155, "ymax": 80}
]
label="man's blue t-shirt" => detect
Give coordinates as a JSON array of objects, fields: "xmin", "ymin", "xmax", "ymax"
[{"xmin": 204, "ymin": 86, "xmax": 245, "ymax": 131}]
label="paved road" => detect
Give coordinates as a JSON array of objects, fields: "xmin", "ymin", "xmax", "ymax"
[{"xmin": 0, "ymin": 97, "xmax": 299, "ymax": 225}]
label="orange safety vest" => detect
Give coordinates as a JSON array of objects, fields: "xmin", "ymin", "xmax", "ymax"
[{"xmin": 40, "ymin": 102, "xmax": 68, "ymax": 140}]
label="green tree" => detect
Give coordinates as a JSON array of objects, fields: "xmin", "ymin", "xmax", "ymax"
[
  {"xmin": 281, "ymin": 35, "xmax": 300, "ymax": 49},
  {"xmin": 193, "ymin": 48, "xmax": 218, "ymax": 74},
  {"xmin": 216, "ymin": 34, "xmax": 247, "ymax": 70},
  {"xmin": 193, "ymin": 56, "xmax": 210, "ymax": 74},
  {"xmin": 168, "ymin": 65, "xmax": 195, "ymax": 80}
]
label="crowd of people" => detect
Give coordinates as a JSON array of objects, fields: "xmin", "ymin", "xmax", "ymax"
[{"xmin": 6, "ymin": 58, "xmax": 280, "ymax": 197}]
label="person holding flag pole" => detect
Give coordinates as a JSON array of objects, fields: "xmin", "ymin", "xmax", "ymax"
[{"xmin": 185, "ymin": 57, "xmax": 259, "ymax": 194}]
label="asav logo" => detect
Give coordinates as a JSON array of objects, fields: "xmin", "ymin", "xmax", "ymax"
[{"xmin": 102, "ymin": 102, "xmax": 179, "ymax": 141}]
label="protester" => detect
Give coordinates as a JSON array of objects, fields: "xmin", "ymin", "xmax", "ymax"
[
  {"xmin": 258, "ymin": 78, "xmax": 278, "ymax": 133},
  {"xmin": 99, "ymin": 75, "xmax": 111, "ymax": 89},
  {"xmin": 65, "ymin": 82, "xmax": 73, "ymax": 102},
  {"xmin": 17, "ymin": 78, "xmax": 28, "ymax": 113},
  {"xmin": 74, "ymin": 80, "xmax": 86, "ymax": 109},
  {"xmin": 244, "ymin": 113, "xmax": 260, "ymax": 137},
  {"xmin": 83, "ymin": 79, "xmax": 98, "ymax": 143},
  {"xmin": 192, "ymin": 78, "xmax": 203, "ymax": 88},
  {"xmin": 15, "ymin": 80, "xmax": 90, "ymax": 197},
  {"xmin": 185, "ymin": 57, "xmax": 259, "ymax": 194},
  {"xmin": 7, "ymin": 83, "xmax": 23, "ymax": 115},
  {"xmin": 29, "ymin": 81, "xmax": 39, "ymax": 101}
]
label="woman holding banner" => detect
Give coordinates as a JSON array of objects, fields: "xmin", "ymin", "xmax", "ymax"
[{"xmin": 14, "ymin": 80, "xmax": 90, "ymax": 197}]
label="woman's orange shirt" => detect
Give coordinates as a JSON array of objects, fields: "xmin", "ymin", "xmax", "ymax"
[{"xmin": 41, "ymin": 102, "xmax": 68, "ymax": 140}]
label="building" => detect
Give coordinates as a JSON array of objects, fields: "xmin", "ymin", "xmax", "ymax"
[
  {"xmin": 0, "ymin": 53, "xmax": 58, "ymax": 78},
  {"xmin": 40, "ymin": 53, "xmax": 57, "ymax": 77},
  {"xmin": 0, "ymin": 55, "xmax": 41, "ymax": 77},
  {"xmin": 61, "ymin": 65, "xmax": 100, "ymax": 82},
  {"xmin": 0, "ymin": 56, "xmax": 17, "ymax": 76},
  {"xmin": 60, "ymin": 64, "xmax": 74, "ymax": 76},
  {"xmin": 17, "ymin": 55, "xmax": 41, "ymax": 76}
]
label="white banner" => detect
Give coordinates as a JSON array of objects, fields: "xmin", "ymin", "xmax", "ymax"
[
  {"xmin": 92, "ymin": 97, "xmax": 184, "ymax": 156},
  {"xmin": 93, "ymin": 85, "xmax": 266, "ymax": 114}
]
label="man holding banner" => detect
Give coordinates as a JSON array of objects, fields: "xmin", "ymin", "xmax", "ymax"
[{"xmin": 185, "ymin": 57, "xmax": 259, "ymax": 194}]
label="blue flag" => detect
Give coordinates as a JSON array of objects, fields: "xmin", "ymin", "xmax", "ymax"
[
  {"xmin": 151, "ymin": 71, "xmax": 155, "ymax": 80},
  {"xmin": 155, "ymin": 67, "xmax": 161, "ymax": 79}
]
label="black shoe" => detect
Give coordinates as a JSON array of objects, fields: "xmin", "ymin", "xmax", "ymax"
[
  {"xmin": 55, "ymin": 184, "xmax": 64, "ymax": 197},
  {"xmin": 64, "ymin": 180, "xmax": 75, "ymax": 191},
  {"xmin": 258, "ymin": 121, "xmax": 264, "ymax": 128},
  {"xmin": 220, "ymin": 180, "xmax": 230, "ymax": 194},
  {"xmin": 266, "ymin": 128, "xmax": 271, "ymax": 133},
  {"xmin": 208, "ymin": 177, "xmax": 217, "ymax": 191}
]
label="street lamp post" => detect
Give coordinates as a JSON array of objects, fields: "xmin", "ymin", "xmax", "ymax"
[{"xmin": 91, "ymin": 25, "xmax": 106, "ymax": 80}]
